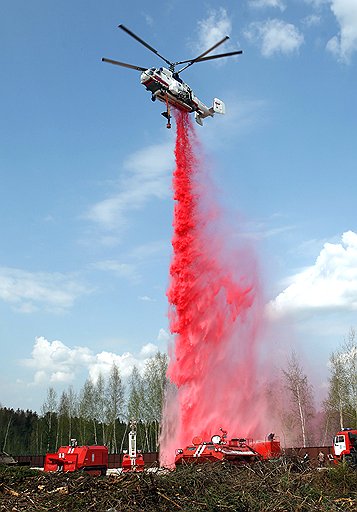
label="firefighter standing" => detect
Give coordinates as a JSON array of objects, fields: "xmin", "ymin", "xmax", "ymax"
[{"xmin": 317, "ymin": 451, "xmax": 325, "ymax": 467}]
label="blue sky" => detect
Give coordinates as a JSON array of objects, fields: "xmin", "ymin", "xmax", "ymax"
[{"xmin": 1, "ymin": 0, "xmax": 357, "ymax": 411}]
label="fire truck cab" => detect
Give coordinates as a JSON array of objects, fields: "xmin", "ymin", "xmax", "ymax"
[{"xmin": 333, "ymin": 428, "xmax": 357, "ymax": 465}]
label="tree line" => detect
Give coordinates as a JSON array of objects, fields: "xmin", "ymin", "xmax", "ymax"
[
  {"xmin": 1, "ymin": 330, "xmax": 357, "ymax": 455},
  {"xmin": 0, "ymin": 352, "xmax": 168, "ymax": 456},
  {"xmin": 269, "ymin": 328, "xmax": 357, "ymax": 448}
]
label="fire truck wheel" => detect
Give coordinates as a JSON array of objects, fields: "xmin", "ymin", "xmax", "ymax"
[{"xmin": 343, "ymin": 454, "xmax": 353, "ymax": 465}]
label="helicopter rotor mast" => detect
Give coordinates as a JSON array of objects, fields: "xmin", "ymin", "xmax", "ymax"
[{"xmin": 174, "ymin": 36, "xmax": 229, "ymax": 73}]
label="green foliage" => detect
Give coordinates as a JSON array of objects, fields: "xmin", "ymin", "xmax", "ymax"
[
  {"xmin": 324, "ymin": 328, "xmax": 357, "ymax": 436},
  {"xmin": 0, "ymin": 408, "xmax": 39, "ymax": 455},
  {"xmin": 0, "ymin": 351, "xmax": 168, "ymax": 455}
]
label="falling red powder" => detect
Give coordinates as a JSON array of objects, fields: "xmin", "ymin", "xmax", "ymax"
[{"xmin": 160, "ymin": 111, "xmax": 271, "ymax": 466}]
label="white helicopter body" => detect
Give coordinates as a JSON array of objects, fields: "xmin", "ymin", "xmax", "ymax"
[
  {"xmin": 102, "ymin": 24, "xmax": 241, "ymax": 128},
  {"xmin": 140, "ymin": 66, "xmax": 225, "ymax": 126}
]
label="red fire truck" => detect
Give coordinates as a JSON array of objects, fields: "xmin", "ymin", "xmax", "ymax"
[
  {"xmin": 175, "ymin": 429, "xmax": 281, "ymax": 466},
  {"xmin": 332, "ymin": 428, "xmax": 357, "ymax": 465},
  {"xmin": 44, "ymin": 439, "xmax": 108, "ymax": 475}
]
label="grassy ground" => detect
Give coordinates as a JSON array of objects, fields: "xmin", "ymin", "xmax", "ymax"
[{"xmin": 0, "ymin": 460, "xmax": 356, "ymax": 511}]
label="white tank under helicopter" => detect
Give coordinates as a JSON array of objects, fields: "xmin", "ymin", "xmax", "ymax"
[{"xmin": 102, "ymin": 24, "xmax": 243, "ymax": 129}]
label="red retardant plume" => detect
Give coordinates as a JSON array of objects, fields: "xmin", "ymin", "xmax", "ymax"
[{"xmin": 160, "ymin": 111, "xmax": 269, "ymax": 466}]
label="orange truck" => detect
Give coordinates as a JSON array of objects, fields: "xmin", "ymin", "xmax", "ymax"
[{"xmin": 44, "ymin": 439, "xmax": 108, "ymax": 475}]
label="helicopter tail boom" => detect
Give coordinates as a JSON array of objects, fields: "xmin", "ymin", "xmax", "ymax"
[
  {"xmin": 210, "ymin": 98, "xmax": 226, "ymax": 115},
  {"xmin": 195, "ymin": 98, "xmax": 225, "ymax": 126}
]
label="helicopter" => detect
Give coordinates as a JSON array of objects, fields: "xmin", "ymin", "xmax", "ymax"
[{"xmin": 102, "ymin": 24, "xmax": 243, "ymax": 129}]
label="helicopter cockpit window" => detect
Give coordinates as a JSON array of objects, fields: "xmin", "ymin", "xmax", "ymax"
[{"xmin": 173, "ymin": 72, "xmax": 183, "ymax": 83}]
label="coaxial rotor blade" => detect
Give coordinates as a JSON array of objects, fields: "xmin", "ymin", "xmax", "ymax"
[
  {"xmin": 175, "ymin": 36, "xmax": 229, "ymax": 66},
  {"xmin": 177, "ymin": 49, "xmax": 243, "ymax": 73},
  {"xmin": 118, "ymin": 24, "xmax": 172, "ymax": 67},
  {"xmin": 193, "ymin": 50, "xmax": 243, "ymax": 62},
  {"xmin": 102, "ymin": 57, "xmax": 147, "ymax": 72}
]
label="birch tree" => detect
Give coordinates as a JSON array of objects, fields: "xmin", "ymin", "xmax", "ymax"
[
  {"xmin": 127, "ymin": 366, "xmax": 144, "ymax": 421},
  {"xmin": 126, "ymin": 366, "xmax": 146, "ymax": 451},
  {"xmin": 67, "ymin": 385, "xmax": 78, "ymax": 443},
  {"xmin": 57, "ymin": 386, "xmax": 78, "ymax": 445},
  {"xmin": 142, "ymin": 352, "xmax": 168, "ymax": 450},
  {"xmin": 282, "ymin": 352, "xmax": 314, "ymax": 447},
  {"xmin": 78, "ymin": 379, "xmax": 97, "ymax": 444},
  {"xmin": 106, "ymin": 363, "xmax": 125, "ymax": 452},
  {"xmin": 325, "ymin": 350, "xmax": 349, "ymax": 431},
  {"xmin": 325, "ymin": 328, "xmax": 357, "ymax": 430},
  {"xmin": 344, "ymin": 328, "xmax": 357, "ymax": 426},
  {"xmin": 41, "ymin": 387, "xmax": 58, "ymax": 451},
  {"xmin": 93, "ymin": 373, "xmax": 107, "ymax": 444},
  {"xmin": 57, "ymin": 391, "xmax": 69, "ymax": 447}
]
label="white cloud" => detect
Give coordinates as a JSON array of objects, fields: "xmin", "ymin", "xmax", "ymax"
[
  {"xmin": 138, "ymin": 295, "xmax": 156, "ymax": 302},
  {"xmin": 92, "ymin": 260, "xmax": 140, "ymax": 282},
  {"xmin": 248, "ymin": 0, "xmax": 286, "ymax": 10},
  {"xmin": 269, "ymin": 231, "xmax": 357, "ymax": 316},
  {"xmin": 304, "ymin": 0, "xmax": 328, "ymax": 6},
  {"xmin": 0, "ymin": 267, "xmax": 88, "ymax": 313},
  {"xmin": 242, "ymin": 218, "xmax": 296, "ymax": 240},
  {"xmin": 139, "ymin": 342, "xmax": 159, "ymax": 357},
  {"xmin": 157, "ymin": 328, "xmax": 171, "ymax": 343},
  {"xmin": 23, "ymin": 337, "xmax": 93, "ymax": 384},
  {"xmin": 302, "ymin": 14, "xmax": 322, "ymax": 27},
  {"xmin": 128, "ymin": 240, "xmax": 169, "ymax": 261},
  {"xmin": 142, "ymin": 12, "xmax": 154, "ymax": 26},
  {"xmin": 244, "ymin": 19, "xmax": 304, "ymax": 57},
  {"xmin": 86, "ymin": 141, "xmax": 173, "ymax": 231},
  {"xmin": 193, "ymin": 8, "xmax": 234, "ymax": 56},
  {"xmin": 22, "ymin": 336, "xmax": 163, "ymax": 386},
  {"xmin": 88, "ymin": 350, "xmax": 147, "ymax": 382},
  {"xmin": 326, "ymin": 0, "xmax": 357, "ymax": 63}
]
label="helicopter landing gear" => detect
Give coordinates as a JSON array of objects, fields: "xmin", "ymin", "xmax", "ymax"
[
  {"xmin": 151, "ymin": 94, "xmax": 156, "ymax": 102},
  {"xmin": 161, "ymin": 95, "xmax": 171, "ymax": 128}
]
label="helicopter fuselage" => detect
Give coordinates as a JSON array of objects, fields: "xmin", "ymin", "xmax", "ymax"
[{"xmin": 140, "ymin": 67, "xmax": 222, "ymax": 126}]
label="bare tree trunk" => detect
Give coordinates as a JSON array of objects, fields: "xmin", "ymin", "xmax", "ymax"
[
  {"xmin": 339, "ymin": 397, "xmax": 344, "ymax": 430},
  {"xmin": 283, "ymin": 352, "xmax": 314, "ymax": 447},
  {"xmin": 113, "ymin": 420, "xmax": 117, "ymax": 453},
  {"xmin": 68, "ymin": 415, "xmax": 72, "ymax": 444},
  {"xmin": 322, "ymin": 413, "xmax": 329, "ymax": 446},
  {"xmin": 296, "ymin": 385, "xmax": 307, "ymax": 447},
  {"xmin": 144, "ymin": 424, "xmax": 150, "ymax": 452},
  {"xmin": 93, "ymin": 419, "xmax": 97, "ymax": 445},
  {"xmin": 55, "ymin": 421, "xmax": 59, "ymax": 449},
  {"xmin": 2, "ymin": 414, "xmax": 12, "ymax": 452},
  {"xmin": 37, "ymin": 421, "xmax": 40, "ymax": 454},
  {"xmin": 102, "ymin": 422, "xmax": 106, "ymax": 445},
  {"xmin": 119, "ymin": 422, "xmax": 129, "ymax": 453}
]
